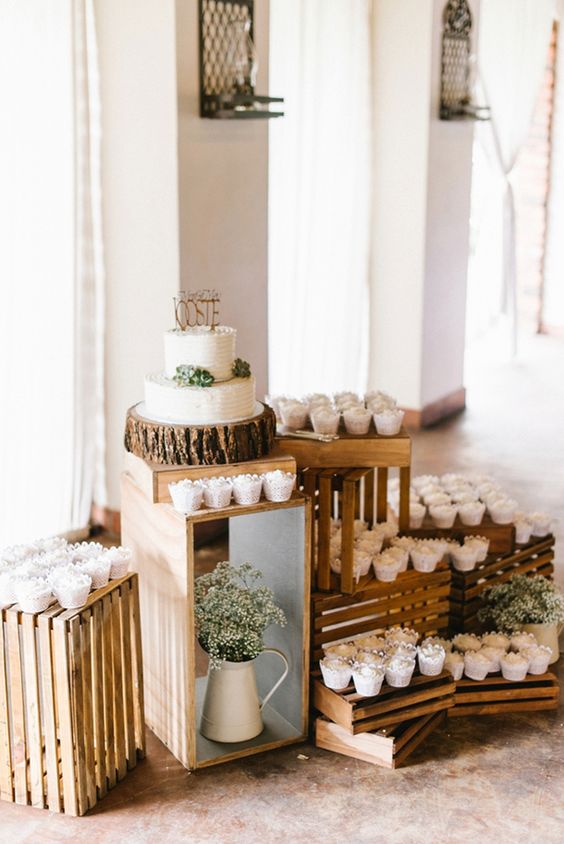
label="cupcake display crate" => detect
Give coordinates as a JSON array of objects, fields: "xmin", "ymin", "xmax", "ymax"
[
  {"xmin": 449, "ymin": 672, "xmax": 559, "ymax": 717},
  {"xmin": 315, "ymin": 710, "xmax": 446, "ymax": 769},
  {"xmin": 448, "ymin": 535, "xmax": 555, "ymax": 634},
  {"xmin": 311, "ymin": 567, "xmax": 451, "ymax": 665},
  {"xmin": 121, "ymin": 469, "xmax": 311, "ymax": 771},
  {"xmin": 313, "ymin": 670, "xmax": 455, "ymax": 735},
  {"xmin": 407, "ymin": 514, "xmax": 515, "ymax": 555},
  {"xmin": 0, "ymin": 574, "xmax": 145, "ymax": 817}
]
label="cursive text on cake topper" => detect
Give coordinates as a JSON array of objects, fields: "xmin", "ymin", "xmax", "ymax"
[{"xmin": 174, "ymin": 289, "xmax": 220, "ymax": 330}]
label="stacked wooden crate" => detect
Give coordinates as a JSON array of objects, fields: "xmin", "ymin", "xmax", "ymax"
[
  {"xmin": 449, "ymin": 671, "xmax": 560, "ymax": 717},
  {"xmin": 0, "ymin": 574, "xmax": 145, "ymax": 816}
]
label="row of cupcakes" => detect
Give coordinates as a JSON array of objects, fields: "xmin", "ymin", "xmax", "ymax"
[
  {"xmin": 268, "ymin": 390, "xmax": 404, "ymax": 436},
  {"xmin": 388, "ymin": 472, "xmax": 554, "ymax": 537},
  {"xmin": 0, "ymin": 539, "xmax": 132, "ymax": 613},
  {"xmin": 446, "ymin": 630, "xmax": 553, "ymax": 681},
  {"xmin": 168, "ymin": 469, "xmax": 296, "ymax": 514}
]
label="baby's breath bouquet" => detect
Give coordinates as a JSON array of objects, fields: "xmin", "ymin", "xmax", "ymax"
[
  {"xmin": 478, "ymin": 574, "xmax": 564, "ymax": 630},
  {"xmin": 195, "ymin": 561, "xmax": 286, "ymax": 668}
]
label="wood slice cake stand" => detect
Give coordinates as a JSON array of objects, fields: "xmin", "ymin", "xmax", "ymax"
[{"xmin": 124, "ymin": 402, "xmax": 277, "ymax": 466}]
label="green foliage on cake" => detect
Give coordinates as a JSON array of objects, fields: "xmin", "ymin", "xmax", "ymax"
[
  {"xmin": 232, "ymin": 358, "xmax": 251, "ymax": 378},
  {"xmin": 174, "ymin": 364, "xmax": 215, "ymax": 388}
]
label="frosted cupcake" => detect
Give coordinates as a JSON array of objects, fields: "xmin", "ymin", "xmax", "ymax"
[
  {"xmin": 373, "ymin": 552, "xmax": 400, "ymax": 582},
  {"xmin": 385, "ymin": 626, "xmax": 419, "ymax": 646},
  {"xmin": 444, "ymin": 651, "xmax": 464, "ymax": 681},
  {"xmin": 464, "ymin": 536, "xmax": 490, "ymax": 563},
  {"xmin": 168, "ymin": 478, "xmax": 204, "ymax": 514},
  {"xmin": 384, "ymin": 546, "xmax": 409, "ymax": 572},
  {"xmin": 324, "ymin": 642, "xmax": 357, "ymax": 661},
  {"xmin": 429, "ymin": 504, "xmax": 458, "ymax": 529},
  {"xmin": 489, "ymin": 498, "xmax": 519, "ymax": 525},
  {"xmin": 529, "ymin": 512, "xmax": 553, "ymax": 537},
  {"xmin": 373, "ymin": 408, "xmax": 404, "ymax": 436},
  {"xmin": 417, "ymin": 643, "xmax": 446, "ymax": 676},
  {"xmin": 479, "ymin": 646, "xmax": 505, "ymax": 673},
  {"xmin": 352, "ymin": 664, "xmax": 385, "ymax": 697},
  {"xmin": 452, "ymin": 633, "xmax": 482, "ymax": 653},
  {"xmin": 514, "ymin": 519, "xmax": 533, "ymax": 545},
  {"xmin": 386, "ymin": 641, "xmax": 417, "ymax": 660},
  {"xmin": 355, "ymin": 650, "xmax": 385, "ymax": 667},
  {"xmin": 422, "ymin": 636, "xmax": 453, "ymax": 653},
  {"xmin": 423, "ymin": 492, "xmax": 451, "ymax": 507},
  {"xmin": 458, "ymin": 501, "xmax": 486, "ymax": 527},
  {"xmin": 509, "ymin": 632, "xmax": 537, "ymax": 653},
  {"xmin": 520, "ymin": 644, "xmax": 552, "ymax": 675},
  {"xmin": 464, "ymin": 650, "xmax": 491, "ymax": 681},
  {"xmin": 411, "ymin": 544, "xmax": 441, "ymax": 573},
  {"xmin": 500, "ymin": 651, "xmax": 529, "ymax": 682},
  {"xmin": 353, "ymin": 550, "xmax": 373, "ymax": 582},
  {"xmin": 385, "ymin": 655, "xmax": 416, "ymax": 688},
  {"xmin": 356, "ymin": 533, "xmax": 384, "ymax": 555},
  {"xmin": 319, "ymin": 657, "xmax": 352, "ymax": 690},
  {"xmin": 355, "ymin": 634, "xmax": 387, "ymax": 651},
  {"xmin": 409, "ymin": 503, "xmax": 427, "ymax": 529},
  {"xmin": 15, "ymin": 578, "xmax": 54, "ymax": 614},
  {"xmin": 451, "ymin": 489, "xmax": 479, "ymax": 505},
  {"xmin": 353, "ymin": 519, "xmax": 368, "ymax": 537},
  {"xmin": 311, "ymin": 408, "xmax": 340, "ymax": 435},
  {"xmin": 262, "ymin": 470, "xmax": 296, "ymax": 502},
  {"xmin": 450, "ymin": 544, "xmax": 479, "ymax": 573},
  {"xmin": 279, "ymin": 399, "xmax": 309, "ymax": 429},
  {"xmin": 104, "ymin": 546, "xmax": 132, "ymax": 579},
  {"xmin": 79, "ymin": 557, "xmax": 112, "ymax": 589},
  {"xmin": 50, "ymin": 568, "xmax": 92, "ymax": 610},
  {"xmin": 378, "ymin": 520, "xmax": 399, "ymax": 540},
  {"xmin": 412, "ymin": 474, "xmax": 440, "ymax": 492},
  {"xmin": 202, "ymin": 477, "xmax": 233, "ymax": 509},
  {"xmin": 232, "ymin": 474, "xmax": 263, "ymax": 505},
  {"xmin": 481, "ymin": 631, "xmax": 510, "ymax": 651},
  {"xmin": 0, "ymin": 569, "xmax": 18, "ymax": 606},
  {"xmin": 427, "ymin": 538, "xmax": 450, "ymax": 557},
  {"xmin": 343, "ymin": 407, "xmax": 372, "ymax": 435}
]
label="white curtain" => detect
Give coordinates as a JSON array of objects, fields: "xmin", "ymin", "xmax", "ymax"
[
  {"xmin": 0, "ymin": 0, "xmax": 105, "ymax": 546},
  {"xmin": 268, "ymin": 0, "xmax": 372, "ymax": 396},
  {"xmin": 476, "ymin": 0, "xmax": 555, "ymax": 353}
]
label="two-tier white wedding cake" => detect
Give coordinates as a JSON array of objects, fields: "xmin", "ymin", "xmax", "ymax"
[{"xmin": 143, "ymin": 296, "xmax": 257, "ymax": 424}]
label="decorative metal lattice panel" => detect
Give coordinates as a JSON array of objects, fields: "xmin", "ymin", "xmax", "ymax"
[
  {"xmin": 440, "ymin": 0, "xmax": 472, "ymax": 118},
  {"xmin": 200, "ymin": 0, "xmax": 254, "ymax": 102}
]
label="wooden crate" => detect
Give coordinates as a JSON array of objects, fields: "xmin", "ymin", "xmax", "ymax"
[
  {"xmin": 275, "ymin": 425, "xmax": 411, "ymax": 470},
  {"xmin": 121, "ymin": 469, "xmax": 311, "ymax": 771},
  {"xmin": 407, "ymin": 514, "xmax": 516, "ymax": 555},
  {"xmin": 313, "ymin": 670, "xmax": 455, "ymax": 734},
  {"xmin": 448, "ymin": 535, "xmax": 555, "ymax": 634},
  {"xmin": 311, "ymin": 565, "xmax": 451, "ymax": 664},
  {"xmin": 315, "ymin": 711, "xmax": 446, "ymax": 768},
  {"xmin": 448, "ymin": 672, "xmax": 560, "ymax": 717},
  {"xmin": 0, "ymin": 574, "xmax": 145, "ymax": 817}
]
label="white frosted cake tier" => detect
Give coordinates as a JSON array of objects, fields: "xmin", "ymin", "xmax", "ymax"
[
  {"xmin": 144, "ymin": 372, "xmax": 256, "ymax": 424},
  {"xmin": 164, "ymin": 326, "xmax": 236, "ymax": 381}
]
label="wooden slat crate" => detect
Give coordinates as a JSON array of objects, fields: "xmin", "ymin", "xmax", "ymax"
[
  {"xmin": 448, "ymin": 535, "xmax": 555, "ymax": 634},
  {"xmin": 448, "ymin": 672, "xmax": 559, "ymax": 717},
  {"xmin": 407, "ymin": 514, "xmax": 516, "ymax": 555},
  {"xmin": 315, "ymin": 711, "xmax": 446, "ymax": 768},
  {"xmin": 0, "ymin": 574, "xmax": 145, "ymax": 817},
  {"xmin": 302, "ymin": 465, "xmax": 411, "ymax": 594},
  {"xmin": 313, "ymin": 670, "xmax": 455, "ymax": 734},
  {"xmin": 311, "ymin": 566, "xmax": 451, "ymax": 664}
]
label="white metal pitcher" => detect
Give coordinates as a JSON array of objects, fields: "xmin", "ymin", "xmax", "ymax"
[{"xmin": 200, "ymin": 648, "xmax": 289, "ymax": 743}]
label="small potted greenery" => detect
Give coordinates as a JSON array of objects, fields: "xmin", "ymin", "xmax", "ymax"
[
  {"xmin": 195, "ymin": 561, "xmax": 288, "ymax": 743},
  {"xmin": 479, "ymin": 575, "xmax": 564, "ymax": 664}
]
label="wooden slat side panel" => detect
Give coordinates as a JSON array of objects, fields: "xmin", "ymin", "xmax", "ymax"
[
  {"xmin": 0, "ymin": 612, "xmax": 13, "ymax": 802},
  {"xmin": 102, "ymin": 594, "xmax": 116, "ymax": 788},
  {"xmin": 22, "ymin": 614, "xmax": 43, "ymax": 808},
  {"xmin": 313, "ymin": 567, "xmax": 451, "ymax": 612},
  {"xmin": 111, "ymin": 590, "xmax": 127, "ymax": 781},
  {"xmin": 79, "ymin": 610, "xmax": 97, "ymax": 809},
  {"xmin": 37, "ymin": 615, "xmax": 61, "ymax": 813},
  {"xmin": 119, "ymin": 582, "xmax": 136, "ymax": 770},
  {"xmin": 393, "ymin": 711, "xmax": 444, "ymax": 768},
  {"xmin": 69, "ymin": 617, "xmax": 88, "ymax": 816},
  {"xmin": 92, "ymin": 600, "xmax": 107, "ymax": 796},
  {"xmin": 130, "ymin": 575, "xmax": 146, "ymax": 759},
  {"xmin": 6, "ymin": 611, "xmax": 27, "ymax": 805},
  {"xmin": 53, "ymin": 619, "xmax": 78, "ymax": 817},
  {"xmin": 340, "ymin": 479, "xmax": 356, "ymax": 595}
]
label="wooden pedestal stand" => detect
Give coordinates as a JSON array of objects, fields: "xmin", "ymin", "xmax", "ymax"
[{"xmin": 120, "ymin": 460, "xmax": 311, "ymax": 771}]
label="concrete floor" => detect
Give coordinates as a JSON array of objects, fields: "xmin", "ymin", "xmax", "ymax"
[{"xmin": 1, "ymin": 334, "xmax": 563, "ymax": 843}]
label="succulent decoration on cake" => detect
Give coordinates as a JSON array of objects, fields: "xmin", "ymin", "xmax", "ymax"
[
  {"xmin": 232, "ymin": 358, "xmax": 251, "ymax": 378},
  {"xmin": 174, "ymin": 364, "xmax": 215, "ymax": 388}
]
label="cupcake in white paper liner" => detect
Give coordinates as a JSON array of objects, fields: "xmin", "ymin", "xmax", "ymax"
[
  {"xmin": 78, "ymin": 558, "xmax": 112, "ymax": 590},
  {"xmin": 355, "ymin": 633, "xmax": 387, "ymax": 651},
  {"xmin": 352, "ymin": 664, "xmax": 385, "ymax": 697},
  {"xmin": 514, "ymin": 519, "xmax": 533, "ymax": 545},
  {"xmin": 104, "ymin": 546, "xmax": 132, "ymax": 579},
  {"xmin": 365, "ymin": 389, "xmax": 397, "ymax": 408},
  {"xmin": 355, "ymin": 650, "xmax": 385, "ymax": 667},
  {"xmin": 372, "ymin": 408, "xmax": 404, "ymax": 436},
  {"xmin": 429, "ymin": 504, "xmax": 458, "ymax": 529},
  {"xmin": 262, "ymin": 470, "xmax": 296, "ymax": 502},
  {"xmin": 458, "ymin": 501, "xmax": 486, "ymax": 527},
  {"xmin": 451, "ymin": 489, "xmax": 480, "ymax": 505},
  {"xmin": 168, "ymin": 478, "xmax": 204, "ymax": 514},
  {"xmin": 343, "ymin": 407, "xmax": 372, "ymax": 435},
  {"xmin": 385, "ymin": 655, "xmax": 416, "ymax": 688},
  {"xmin": 427, "ymin": 538, "xmax": 450, "ymax": 557},
  {"xmin": 444, "ymin": 651, "xmax": 464, "ymax": 681},
  {"xmin": 14, "ymin": 578, "xmax": 54, "ymax": 614},
  {"xmin": 419, "ymin": 483, "xmax": 442, "ymax": 499},
  {"xmin": 386, "ymin": 641, "xmax": 417, "ymax": 660},
  {"xmin": 450, "ymin": 544, "xmax": 479, "ymax": 573},
  {"xmin": 355, "ymin": 534, "xmax": 384, "ymax": 556},
  {"xmin": 330, "ymin": 518, "xmax": 341, "ymax": 536},
  {"xmin": 479, "ymin": 645, "xmax": 505, "ymax": 673},
  {"xmin": 319, "ymin": 657, "xmax": 352, "ymax": 690},
  {"xmin": 353, "ymin": 550, "xmax": 373, "ymax": 582},
  {"xmin": 50, "ymin": 568, "xmax": 92, "ymax": 610},
  {"xmin": 202, "ymin": 477, "xmax": 233, "ymax": 509},
  {"xmin": 464, "ymin": 650, "xmax": 491, "ymax": 681},
  {"xmin": 311, "ymin": 408, "xmax": 340, "ymax": 435},
  {"xmin": 520, "ymin": 644, "xmax": 552, "ymax": 675},
  {"xmin": 324, "ymin": 642, "xmax": 357, "ymax": 661},
  {"xmin": 385, "ymin": 626, "xmax": 419, "ymax": 646},
  {"xmin": 279, "ymin": 399, "xmax": 309, "ymax": 429},
  {"xmin": 232, "ymin": 474, "xmax": 263, "ymax": 506},
  {"xmin": 417, "ymin": 643, "xmax": 446, "ymax": 676},
  {"xmin": 500, "ymin": 651, "xmax": 529, "ymax": 682},
  {"xmin": 353, "ymin": 519, "xmax": 368, "ymax": 537},
  {"xmin": 529, "ymin": 512, "xmax": 553, "ymax": 537},
  {"xmin": 0, "ymin": 569, "xmax": 19, "ymax": 607},
  {"xmin": 412, "ymin": 474, "xmax": 440, "ymax": 492},
  {"xmin": 423, "ymin": 492, "xmax": 451, "ymax": 507},
  {"xmin": 481, "ymin": 631, "xmax": 510, "ymax": 651},
  {"xmin": 373, "ymin": 552, "xmax": 400, "ymax": 583},
  {"xmin": 334, "ymin": 390, "xmax": 361, "ymax": 406},
  {"xmin": 409, "ymin": 503, "xmax": 426, "ymax": 529},
  {"xmin": 264, "ymin": 394, "xmax": 284, "ymax": 420},
  {"xmin": 489, "ymin": 498, "xmax": 519, "ymax": 525},
  {"xmin": 385, "ymin": 545, "xmax": 409, "ymax": 572},
  {"xmin": 509, "ymin": 631, "xmax": 537, "ymax": 652},
  {"xmin": 464, "ymin": 536, "xmax": 489, "ymax": 563},
  {"xmin": 422, "ymin": 636, "xmax": 453, "ymax": 653},
  {"xmin": 70, "ymin": 541, "xmax": 105, "ymax": 562},
  {"xmin": 377, "ymin": 520, "xmax": 398, "ymax": 540},
  {"xmin": 411, "ymin": 544, "xmax": 441, "ymax": 573},
  {"xmin": 452, "ymin": 633, "xmax": 482, "ymax": 653}
]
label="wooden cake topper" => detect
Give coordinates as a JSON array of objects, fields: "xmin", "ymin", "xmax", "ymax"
[{"xmin": 174, "ymin": 289, "xmax": 220, "ymax": 330}]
